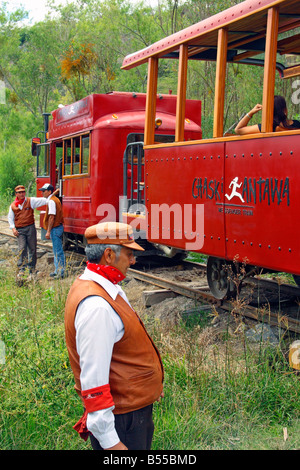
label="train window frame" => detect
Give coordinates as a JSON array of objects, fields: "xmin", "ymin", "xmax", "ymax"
[
  {"xmin": 81, "ymin": 135, "xmax": 90, "ymax": 174},
  {"xmin": 62, "ymin": 132, "xmax": 90, "ymax": 179},
  {"xmin": 126, "ymin": 132, "xmax": 175, "ymax": 145},
  {"xmin": 63, "ymin": 140, "xmax": 72, "ymax": 176},
  {"xmin": 36, "ymin": 143, "xmax": 50, "ymax": 177},
  {"xmin": 72, "ymin": 135, "xmax": 81, "ymax": 175}
]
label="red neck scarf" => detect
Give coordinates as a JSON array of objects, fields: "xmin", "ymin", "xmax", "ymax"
[
  {"xmin": 14, "ymin": 196, "xmax": 25, "ymax": 207},
  {"xmin": 86, "ymin": 262, "xmax": 125, "ymax": 284}
]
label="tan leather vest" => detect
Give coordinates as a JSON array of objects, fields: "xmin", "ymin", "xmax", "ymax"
[
  {"xmin": 11, "ymin": 198, "xmax": 34, "ymax": 228},
  {"xmin": 43, "ymin": 195, "xmax": 63, "ymax": 229},
  {"xmin": 64, "ymin": 278, "xmax": 164, "ymax": 414}
]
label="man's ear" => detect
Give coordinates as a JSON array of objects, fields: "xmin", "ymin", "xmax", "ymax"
[{"xmin": 101, "ymin": 247, "xmax": 116, "ymax": 265}]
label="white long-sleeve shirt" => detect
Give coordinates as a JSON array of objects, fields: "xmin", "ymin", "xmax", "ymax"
[
  {"xmin": 75, "ymin": 267, "xmax": 129, "ymax": 449},
  {"xmin": 8, "ymin": 197, "xmax": 47, "ymax": 229}
]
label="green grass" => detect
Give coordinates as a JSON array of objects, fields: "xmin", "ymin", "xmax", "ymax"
[
  {"xmin": 0, "ymin": 259, "xmax": 299, "ymax": 450},
  {"xmin": 0, "ymin": 192, "xmax": 11, "ymax": 216},
  {"xmin": 150, "ymin": 312, "xmax": 300, "ymax": 450}
]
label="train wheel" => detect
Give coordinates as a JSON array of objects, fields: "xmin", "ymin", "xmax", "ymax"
[{"xmin": 207, "ymin": 256, "xmax": 236, "ymax": 300}]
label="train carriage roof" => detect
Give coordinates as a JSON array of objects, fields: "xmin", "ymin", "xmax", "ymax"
[{"xmin": 122, "ymin": 0, "xmax": 300, "ymax": 75}]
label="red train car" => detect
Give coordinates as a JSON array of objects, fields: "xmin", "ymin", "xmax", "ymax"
[
  {"xmin": 33, "ymin": 92, "xmax": 202, "ymax": 253},
  {"xmin": 121, "ymin": 0, "xmax": 300, "ymax": 297}
]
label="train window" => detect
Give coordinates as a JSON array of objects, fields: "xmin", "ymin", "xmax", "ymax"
[
  {"xmin": 72, "ymin": 136, "xmax": 81, "ymax": 175},
  {"xmin": 55, "ymin": 142, "xmax": 63, "ymax": 167},
  {"xmin": 82, "ymin": 135, "xmax": 89, "ymax": 174},
  {"xmin": 64, "ymin": 140, "xmax": 72, "ymax": 176},
  {"xmin": 37, "ymin": 144, "xmax": 50, "ymax": 177},
  {"xmin": 127, "ymin": 133, "xmax": 175, "ymax": 145},
  {"xmin": 55, "ymin": 142, "xmax": 63, "ymax": 183},
  {"xmin": 63, "ymin": 133, "xmax": 90, "ymax": 177},
  {"xmin": 154, "ymin": 134, "xmax": 175, "ymax": 143},
  {"xmin": 127, "ymin": 133, "xmax": 143, "ymax": 144}
]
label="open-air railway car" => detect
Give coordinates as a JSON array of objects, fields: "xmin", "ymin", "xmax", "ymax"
[
  {"xmin": 33, "ymin": 92, "xmax": 202, "ymax": 254},
  {"xmin": 121, "ymin": 0, "xmax": 300, "ymax": 297}
]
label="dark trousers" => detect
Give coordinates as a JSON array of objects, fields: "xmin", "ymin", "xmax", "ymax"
[
  {"xmin": 90, "ymin": 405, "xmax": 154, "ymax": 450},
  {"xmin": 16, "ymin": 224, "xmax": 37, "ymax": 272}
]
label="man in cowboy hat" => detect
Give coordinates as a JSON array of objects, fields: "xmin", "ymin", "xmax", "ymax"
[
  {"xmin": 65, "ymin": 222, "xmax": 164, "ymax": 450},
  {"xmin": 8, "ymin": 185, "xmax": 48, "ymax": 277}
]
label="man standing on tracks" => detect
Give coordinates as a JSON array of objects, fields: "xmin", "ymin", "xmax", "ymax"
[
  {"xmin": 64, "ymin": 222, "xmax": 164, "ymax": 450},
  {"xmin": 8, "ymin": 184, "xmax": 48, "ymax": 279},
  {"xmin": 38, "ymin": 183, "xmax": 65, "ymax": 279}
]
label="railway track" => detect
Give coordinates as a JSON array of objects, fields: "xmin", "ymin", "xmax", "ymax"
[
  {"xmin": 128, "ymin": 266, "xmax": 300, "ymax": 334},
  {"xmin": 0, "ymin": 218, "xmax": 300, "ymax": 334}
]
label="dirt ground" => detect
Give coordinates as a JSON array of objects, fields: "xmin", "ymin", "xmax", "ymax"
[
  {"xmin": 0, "ymin": 222, "xmax": 291, "ymax": 352},
  {"xmin": 0, "ymin": 231, "xmax": 242, "ymax": 338}
]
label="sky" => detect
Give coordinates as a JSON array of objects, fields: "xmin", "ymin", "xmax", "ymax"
[
  {"xmin": 6, "ymin": 0, "xmax": 70, "ymax": 23},
  {"xmin": 6, "ymin": 0, "xmax": 159, "ymax": 23}
]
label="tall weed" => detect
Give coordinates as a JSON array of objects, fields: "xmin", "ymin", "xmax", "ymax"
[{"xmin": 0, "ymin": 260, "xmax": 299, "ymax": 450}]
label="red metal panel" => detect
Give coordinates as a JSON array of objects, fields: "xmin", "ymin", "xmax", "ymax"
[
  {"xmin": 145, "ymin": 133, "xmax": 300, "ymax": 276},
  {"xmin": 45, "ymin": 92, "xmax": 202, "ymax": 239},
  {"xmin": 61, "ymin": 127, "xmax": 125, "ymax": 234},
  {"xmin": 224, "ymin": 134, "xmax": 300, "ymax": 275},
  {"xmin": 94, "ymin": 110, "xmax": 201, "ymax": 134},
  {"xmin": 145, "ymin": 141, "xmax": 225, "ymax": 256},
  {"xmin": 49, "ymin": 93, "xmax": 202, "ymax": 139},
  {"xmin": 61, "ymin": 178, "xmax": 91, "ymax": 234}
]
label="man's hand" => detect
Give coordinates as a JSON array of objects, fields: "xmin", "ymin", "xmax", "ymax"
[
  {"xmin": 46, "ymin": 214, "xmax": 55, "ymax": 239},
  {"xmin": 12, "ymin": 228, "xmax": 19, "ymax": 237},
  {"xmin": 105, "ymin": 441, "xmax": 128, "ymax": 450}
]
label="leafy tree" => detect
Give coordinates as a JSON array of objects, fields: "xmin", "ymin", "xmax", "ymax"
[
  {"xmin": 0, "ymin": 138, "xmax": 35, "ymax": 196},
  {"xmin": 0, "ymin": 0, "xmax": 296, "ymax": 196}
]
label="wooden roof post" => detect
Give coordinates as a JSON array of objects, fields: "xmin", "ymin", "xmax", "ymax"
[
  {"xmin": 175, "ymin": 44, "xmax": 188, "ymax": 142},
  {"xmin": 213, "ymin": 28, "xmax": 228, "ymax": 138},
  {"xmin": 261, "ymin": 7, "xmax": 279, "ymax": 133},
  {"xmin": 144, "ymin": 57, "xmax": 158, "ymax": 146}
]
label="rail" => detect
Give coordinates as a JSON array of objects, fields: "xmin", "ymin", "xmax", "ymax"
[
  {"xmin": 128, "ymin": 268, "xmax": 300, "ymax": 334},
  {"xmin": 0, "ymin": 219, "xmax": 300, "ymax": 334}
]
